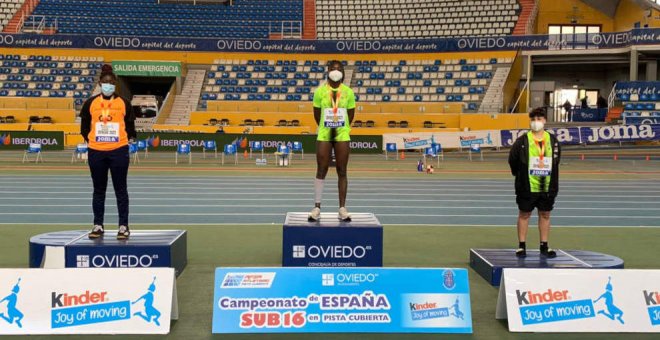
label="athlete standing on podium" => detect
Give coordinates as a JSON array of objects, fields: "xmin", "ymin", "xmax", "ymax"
[
  {"xmin": 80, "ymin": 64, "xmax": 136, "ymax": 240},
  {"xmin": 508, "ymin": 108, "xmax": 561, "ymax": 258},
  {"xmin": 308, "ymin": 60, "xmax": 356, "ymax": 222}
]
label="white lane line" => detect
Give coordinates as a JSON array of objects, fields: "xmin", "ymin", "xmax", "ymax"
[
  {"xmin": 0, "ymin": 197, "xmax": 656, "ymax": 204},
  {"xmin": 0, "ymin": 204, "xmax": 656, "ymax": 211},
  {"xmin": 0, "ymin": 223, "xmax": 656, "ymax": 228},
  {"xmin": 2, "ymin": 191, "xmax": 659, "ymax": 198},
  {"xmin": 0, "ymin": 212, "xmax": 657, "ymax": 219}
]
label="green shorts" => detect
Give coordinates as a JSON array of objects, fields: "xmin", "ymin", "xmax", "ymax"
[{"xmin": 317, "ymin": 126, "xmax": 351, "ymax": 142}]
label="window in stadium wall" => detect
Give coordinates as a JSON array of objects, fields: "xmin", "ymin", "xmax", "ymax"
[{"xmin": 548, "ymin": 25, "xmax": 600, "ymax": 50}]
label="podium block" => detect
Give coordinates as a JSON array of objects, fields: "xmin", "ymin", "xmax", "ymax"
[
  {"xmin": 469, "ymin": 248, "xmax": 624, "ymax": 286},
  {"xmin": 30, "ymin": 230, "xmax": 187, "ymax": 276},
  {"xmin": 282, "ymin": 212, "xmax": 383, "ymax": 267}
]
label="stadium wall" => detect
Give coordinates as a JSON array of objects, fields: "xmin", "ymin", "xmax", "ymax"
[
  {"xmin": 614, "ymin": 0, "xmax": 658, "ymax": 31},
  {"xmin": 536, "ymin": 0, "xmax": 614, "ymax": 34}
]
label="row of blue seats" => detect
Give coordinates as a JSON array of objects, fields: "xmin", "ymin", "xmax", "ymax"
[
  {"xmin": 363, "ymin": 86, "xmax": 485, "ymax": 95},
  {"xmin": 53, "ymin": 17, "xmax": 281, "ymax": 25},
  {"xmin": 366, "ymin": 72, "xmax": 493, "ymax": 80},
  {"xmin": 624, "ymin": 102, "xmax": 659, "ymax": 110},
  {"xmin": 57, "ymin": 21, "xmax": 274, "ymax": 30},
  {"xmin": 201, "ymin": 94, "xmax": 310, "ymax": 102},
  {"xmin": 39, "ymin": 0, "xmax": 298, "ymax": 3},
  {"xmin": 213, "ymin": 72, "xmax": 315, "ymax": 80},
  {"xmin": 205, "ymin": 86, "xmax": 313, "ymax": 94},
  {"xmin": 37, "ymin": 3, "xmax": 301, "ymax": 10},
  {"xmin": 356, "ymin": 65, "xmax": 483, "ymax": 73},
  {"xmin": 2, "ymin": 83, "xmax": 88, "ymax": 91},
  {"xmin": 208, "ymin": 77, "xmax": 320, "ymax": 87},
  {"xmin": 378, "ymin": 95, "xmax": 475, "ymax": 104},
  {"xmin": 35, "ymin": 3, "xmax": 302, "ymax": 11},
  {"xmin": 622, "ymin": 111, "xmax": 660, "ymax": 117},
  {"xmin": 618, "ymin": 94, "xmax": 660, "ymax": 101},
  {"xmin": 0, "ymin": 90, "xmax": 88, "ymax": 97},
  {"xmin": 57, "ymin": 28, "xmax": 269, "ymax": 38},
  {"xmin": 35, "ymin": 10, "xmax": 300, "ymax": 19},
  {"xmin": 355, "ymin": 59, "xmax": 500, "ymax": 67},
  {"xmin": 212, "ymin": 66, "xmax": 321, "ymax": 73},
  {"xmin": 244, "ymin": 60, "xmax": 322, "ymax": 66},
  {"xmin": 228, "ymin": 66, "xmax": 312, "ymax": 73},
  {"xmin": 1, "ymin": 61, "xmax": 100, "ymax": 69},
  {"xmin": 3, "ymin": 75, "xmax": 95, "ymax": 83},
  {"xmin": 1, "ymin": 68, "xmax": 96, "ymax": 77},
  {"xmin": 41, "ymin": 0, "xmax": 297, "ymax": 3},
  {"xmin": 0, "ymin": 90, "xmax": 88, "ymax": 102},
  {"xmin": 43, "ymin": 0, "xmax": 154, "ymax": 3}
]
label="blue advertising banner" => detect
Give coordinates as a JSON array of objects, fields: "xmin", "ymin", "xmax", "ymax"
[
  {"xmin": 501, "ymin": 124, "xmax": 660, "ymax": 146},
  {"xmin": 0, "ymin": 28, "xmax": 658, "ymax": 53},
  {"xmin": 579, "ymin": 124, "xmax": 660, "ymax": 144},
  {"xmin": 212, "ymin": 267, "xmax": 472, "ymax": 334},
  {"xmin": 500, "ymin": 128, "xmax": 582, "ymax": 147},
  {"xmin": 615, "ymin": 81, "xmax": 660, "ymax": 98},
  {"xmin": 572, "ymin": 108, "xmax": 607, "ymax": 122}
]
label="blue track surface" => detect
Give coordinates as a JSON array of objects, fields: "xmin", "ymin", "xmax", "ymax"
[{"xmin": 0, "ymin": 175, "xmax": 658, "ymax": 227}]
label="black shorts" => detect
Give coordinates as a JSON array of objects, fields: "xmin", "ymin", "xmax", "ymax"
[{"xmin": 516, "ymin": 193, "xmax": 555, "ymax": 212}]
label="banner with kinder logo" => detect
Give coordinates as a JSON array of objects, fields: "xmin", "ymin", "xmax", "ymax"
[
  {"xmin": 213, "ymin": 267, "xmax": 472, "ymax": 333},
  {"xmin": 496, "ymin": 269, "xmax": 660, "ymax": 332},
  {"xmin": 0, "ymin": 268, "xmax": 177, "ymax": 335}
]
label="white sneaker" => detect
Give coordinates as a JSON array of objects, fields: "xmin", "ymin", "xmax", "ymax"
[
  {"xmin": 308, "ymin": 207, "xmax": 321, "ymax": 221},
  {"xmin": 338, "ymin": 207, "xmax": 351, "ymax": 222}
]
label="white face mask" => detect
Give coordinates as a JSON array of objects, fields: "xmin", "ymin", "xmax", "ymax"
[
  {"xmin": 530, "ymin": 120, "xmax": 545, "ymax": 132},
  {"xmin": 328, "ymin": 70, "xmax": 343, "ymax": 82}
]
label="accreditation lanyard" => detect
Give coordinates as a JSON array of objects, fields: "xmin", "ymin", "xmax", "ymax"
[
  {"xmin": 329, "ymin": 87, "xmax": 341, "ymax": 122},
  {"xmin": 534, "ymin": 138, "xmax": 546, "ymax": 162}
]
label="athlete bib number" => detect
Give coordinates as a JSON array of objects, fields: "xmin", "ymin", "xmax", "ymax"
[
  {"xmin": 529, "ymin": 156, "xmax": 552, "ymax": 176},
  {"xmin": 323, "ymin": 108, "xmax": 347, "ymax": 128},
  {"xmin": 95, "ymin": 122, "xmax": 120, "ymax": 142}
]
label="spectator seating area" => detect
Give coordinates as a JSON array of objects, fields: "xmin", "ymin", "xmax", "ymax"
[
  {"xmin": 32, "ymin": 0, "xmax": 302, "ymax": 38},
  {"xmin": 200, "ymin": 57, "xmax": 512, "ymax": 111},
  {"xmin": 0, "ymin": 54, "xmax": 101, "ymax": 106},
  {"xmin": 316, "ymin": 0, "xmax": 520, "ymax": 39},
  {"xmin": 0, "ymin": 0, "xmax": 24, "ymax": 31},
  {"xmin": 618, "ymin": 92, "xmax": 660, "ymax": 119},
  {"xmin": 352, "ymin": 57, "xmax": 511, "ymax": 109},
  {"xmin": 0, "ymin": 97, "xmax": 76, "ymax": 127},
  {"xmin": 201, "ymin": 59, "xmax": 324, "ymax": 105}
]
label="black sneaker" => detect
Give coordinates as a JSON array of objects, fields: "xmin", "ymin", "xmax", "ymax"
[
  {"xmin": 515, "ymin": 248, "xmax": 527, "ymax": 258},
  {"xmin": 88, "ymin": 225, "xmax": 104, "ymax": 239},
  {"xmin": 540, "ymin": 247, "xmax": 557, "ymax": 258},
  {"xmin": 117, "ymin": 225, "xmax": 130, "ymax": 240}
]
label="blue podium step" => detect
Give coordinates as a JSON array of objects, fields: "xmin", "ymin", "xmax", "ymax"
[
  {"xmin": 282, "ymin": 212, "xmax": 383, "ymax": 267},
  {"xmin": 469, "ymin": 248, "xmax": 624, "ymax": 286},
  {"xmin": 30, "ymin": 230, "xmax": 187, "ymax": 276}
]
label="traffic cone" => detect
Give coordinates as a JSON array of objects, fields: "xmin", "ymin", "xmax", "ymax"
[
  {"xmin": 243, "ymin": 150, "xmax": 248, "ymax": 159},
  {"xmin": 400, "ymin": 151, "xmax": 405, "ymax": 159},
  {"xmin": 613, "ymin": 154, "xmax": 618, "ymax": 161}
]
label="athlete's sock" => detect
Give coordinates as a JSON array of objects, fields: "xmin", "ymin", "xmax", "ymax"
[{"xmin": 314, "ymin": 178, "xmax": 324, "ymax": 205}]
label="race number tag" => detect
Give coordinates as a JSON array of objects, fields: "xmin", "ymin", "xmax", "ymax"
[
  {"xmin": 323, "ymin": 108, "xmax": 347, "ymax": 128},
  {"xmin": 529, "ymin": 156, "xmax": 552, "ymax": 176},
  {"xmin": 95, "ymin": 122, "xmax": 120, "ymax": 142}
]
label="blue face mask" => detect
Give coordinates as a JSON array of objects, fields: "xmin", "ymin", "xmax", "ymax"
[{"xmin": 101, "ymin": 83, "xmax": 115, "ymax": 96}]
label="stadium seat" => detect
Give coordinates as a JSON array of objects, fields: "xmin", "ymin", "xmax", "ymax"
[{"xmin": 175, "ymin": 143, "xmax": 192, "ymax": 165}]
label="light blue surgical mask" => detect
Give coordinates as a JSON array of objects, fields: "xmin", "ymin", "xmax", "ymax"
[{"xmin": 101, "ymin": 83, "xmax": 115, "ymax": 96}]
